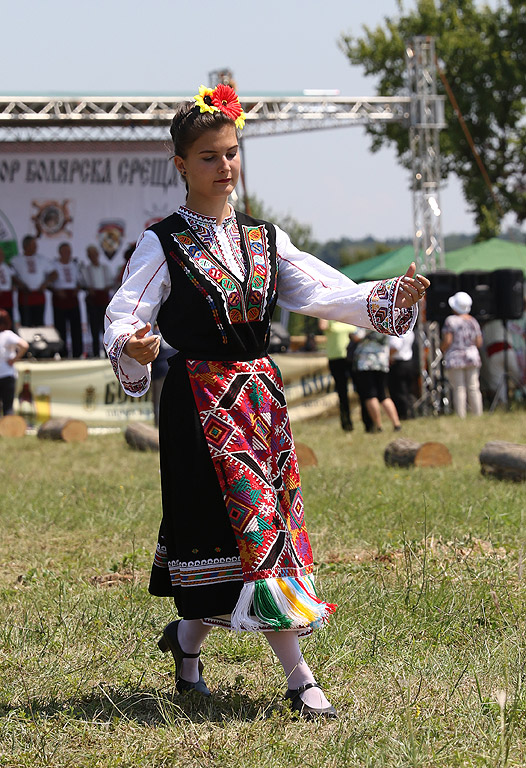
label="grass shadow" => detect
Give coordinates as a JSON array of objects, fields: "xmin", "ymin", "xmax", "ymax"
[{"xmin": 1, "ymin": 684, "xmax": 284, "ymax": 726}]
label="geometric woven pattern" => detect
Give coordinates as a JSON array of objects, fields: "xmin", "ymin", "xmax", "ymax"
[{"xmin": 187, "ymin": 356, "xmax": 314, "ymax": 583}]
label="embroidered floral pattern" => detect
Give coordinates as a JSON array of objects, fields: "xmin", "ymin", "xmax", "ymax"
[
  {"xmin": 179, "ymin": 206, "xmax": 245, "ymax": 278},
  {"xmin": 241, "ymin": 225, "xmax": 272, "ymax": 322},
  {"xmin": 171, "ymin": 218, "xmax": 272, "ymax": 327},
  {"xmin": 169, "ymin": 248, "xmax": 228, "ymax": 343},
  {"xmin": 108, "ymin": 333, "xmax": 131, "ymax": 379},
  {"xmin": 154, "ymin": 542, "xmax": 168, "ymax": 569},
  {"xmin": 167, "ymin": 556, "xmax": 243, "ymax": 587},
  {"xmin": 172, "ymin": 231, "xmax": 246, "ymax": 323},
  {"xmin": 108, "ymin": 332, "xmax": 149, "ymax": 395},
  {"xmin": 367, "ymin": 277, "xmax": 415, "ymax": 337}
]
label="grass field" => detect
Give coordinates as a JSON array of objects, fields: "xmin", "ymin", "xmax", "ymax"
[{"xmin": 1, "ymin": 410, "xmax": 526, "ymax": 767}]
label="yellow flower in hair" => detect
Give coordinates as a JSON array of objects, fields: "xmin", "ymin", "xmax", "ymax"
[
  {"xmin": 234, "ymin": 111, "xmax": 246, "ymax": 130},
  {"xmin": 194, "ymin": 85, "xmax": 219, "ymax": 115}
]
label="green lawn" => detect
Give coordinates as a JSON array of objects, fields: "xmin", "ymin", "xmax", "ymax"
[{"xmin": 1, "ymin": 410, "xmax": 525, "ymax": 767}]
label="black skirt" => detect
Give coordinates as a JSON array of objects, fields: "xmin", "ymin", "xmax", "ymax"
[{"xmin": 148, "ymin": 355, "xmax": 244, "ymax": 619}]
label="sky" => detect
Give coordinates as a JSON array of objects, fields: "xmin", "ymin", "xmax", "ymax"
[{"xmin": 1, "ymin": 0, "xmax": 515, "ymax": 244}]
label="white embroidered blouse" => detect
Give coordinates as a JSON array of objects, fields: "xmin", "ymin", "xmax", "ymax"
[{"xmin": 104, "ymin": 205, "xmax": 416, "ymax": 396}]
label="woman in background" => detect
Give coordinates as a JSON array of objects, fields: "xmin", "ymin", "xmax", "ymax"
[
  {"xmin": 0, "ymin": 309, "xmax": 29, "ymax": 416},
  {"xmin": 441, "ymin": 291, "xmax": 483, "ymax": 418}
]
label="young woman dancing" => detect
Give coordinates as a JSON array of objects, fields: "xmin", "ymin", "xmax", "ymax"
[{"xmin": 104, "ymin": 83, "xmax": 429, "ymax": 718}]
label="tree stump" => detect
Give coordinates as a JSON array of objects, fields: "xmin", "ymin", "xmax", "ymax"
[
  {"xmin": 384, "ymin": 438, "xmax": 420, "ymax": 468},
  {"xmin": 0, "ymin": 414, "xmax": 27, "ymax": 438},
  {"xmin": 384, "ymin": 438, "xmax": 452, "ymax": 468},
  {"xmin": 295, "ymin": 442, "xmax": 318, "ymax": 467},
  {"xmin": 37, "ymin": 418, "xmax": 88, "ymax": 443},
  {"xmin": 480, "ymin": 441, "xmax": 526, "ymax": 482},
  {"xmin": 124, "ymin": 422, "xmax": 159, "ymax": 452}
]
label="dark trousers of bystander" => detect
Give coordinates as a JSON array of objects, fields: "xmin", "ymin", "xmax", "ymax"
[
  {"xmin": 86, "ymin": 301, "xmax": 106, "ymax": 357},
  {"xmin": 0, "ymin": 375, "xmax": 16, "ymax": 416},
  {"xmin": 328, "ymin": 357, "xmax": 353, "ymax": 430},
  {"xmin": 19, "ymin": 303, "xmax": 45, "ymax": 328},
  {"xmin": 53, "ymin": 304, "xmax": 83, "ymax": 358},
  {"xmin": 388, "ymin": 360, "xmax": 414, "ymax": 420}
]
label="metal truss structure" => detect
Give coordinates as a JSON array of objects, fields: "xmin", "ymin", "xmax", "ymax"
[
  {"xmin": 406, "ymin": 37, "xmax": 446, "ymax": 272},
  {"xmin": 0, "ymin": 94, "xmax": 413, "ymax": 142},
  {"xmin": 0, "ymin": 40, "xmax": 446, "ymax": 273}
]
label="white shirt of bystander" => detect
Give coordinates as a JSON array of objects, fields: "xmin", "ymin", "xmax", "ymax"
[
  {"xmin": 0, "ymin": 329, "xmax": 25, "ymax": 379},
  {"xmin": 11, "ymin": 253, "xmax": 55, "ymax": 292}
]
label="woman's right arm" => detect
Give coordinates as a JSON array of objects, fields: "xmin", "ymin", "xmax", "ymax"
[
  {"xmin": 440, "ymin": 316, "xmax": 453, "ymax": 353},
  {"xmin": 104, "ymin": 231, "xmax": 171, "ymax": 397}
]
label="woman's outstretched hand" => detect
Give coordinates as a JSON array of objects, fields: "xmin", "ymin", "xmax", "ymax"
[
  {"xmin": 123, "ymin": 323, "xmax": 160, "ymax": 365},
  {"xmin": 395, "ymin": 263, "xmax": 430, "ymax": 309}
]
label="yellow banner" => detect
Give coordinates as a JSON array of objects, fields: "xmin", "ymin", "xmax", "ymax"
[{"xmin": 13, "ymin": 353, "xmax": 331, "ymax": 424}]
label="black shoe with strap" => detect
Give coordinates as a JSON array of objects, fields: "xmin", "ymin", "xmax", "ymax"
[
  {"xmin": 158, "ymin": 619, "xmax": 211, "ymax": 696},
  {"xmin": 285, "ymin": 683, "xmax": 337, "ymax": 719}
]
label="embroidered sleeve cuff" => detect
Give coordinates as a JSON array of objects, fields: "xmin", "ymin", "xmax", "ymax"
[
  {"xmin": 107, "ymin": 332, "xmax": 151, "ymax": 397},
  {"xmin": 367, "ymin": 277, "xmax": 417, "ymax": 337}
]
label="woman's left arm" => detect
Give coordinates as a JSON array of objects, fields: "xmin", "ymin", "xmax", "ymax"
[
  {"xmin": 275, "ymin": 226, "xmax": 427, "ymax": 337},
  {"xmin": 8, "ymin": 336, "xmax": 29, "ymax": 365}
]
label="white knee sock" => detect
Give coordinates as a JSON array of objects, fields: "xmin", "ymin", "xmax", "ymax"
[
  {"xmin": 265, "ymin": 630, "xmax": 332, "ymax": 709},
  {"xmin": 177, "ymin": 619, "xmax": 212, "ymax": 683}
]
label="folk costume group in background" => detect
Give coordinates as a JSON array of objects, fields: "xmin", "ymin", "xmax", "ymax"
[{"xmin": 104, "ymin": 83, "xmax": 429, "ymax": 718}]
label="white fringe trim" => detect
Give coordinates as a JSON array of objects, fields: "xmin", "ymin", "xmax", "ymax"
[
  {"xmin": 230, "ymin": 575, "xmax": 331, "ymax": 632},
  {"xmin": 230, "ymin": 582, "xmax": 265, "ymax": 632}
]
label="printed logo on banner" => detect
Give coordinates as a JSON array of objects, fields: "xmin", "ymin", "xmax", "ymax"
[
  {"xmin": 32, "ymin": 200, "xmax": 73, "ymax": 238},
  {"xmin": 98, "ymin": 220, "xmax": 125, "ymax": 260},
  {"xmin": 0, "ymin": 209, "xmax": 18, "ymax": 261}
]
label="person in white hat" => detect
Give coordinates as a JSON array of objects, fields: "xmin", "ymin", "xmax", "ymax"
[{"xmin": 441, "ymin": 291, "xmax": 483, "ymax": 418}]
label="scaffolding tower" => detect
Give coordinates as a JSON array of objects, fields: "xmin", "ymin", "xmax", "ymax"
[{"xmin": 406, "ymin": 36, "xmax": 446, "ymax": 272}]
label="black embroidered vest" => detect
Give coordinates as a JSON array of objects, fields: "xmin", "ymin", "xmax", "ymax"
[{"xmin": 150, "ymin": 211, "xmax": 278, "ymax": 361}]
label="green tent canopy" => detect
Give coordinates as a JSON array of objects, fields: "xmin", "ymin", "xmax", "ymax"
[
  {"xmin": 440, "ymin": 238, "xmax": 526, "ymax": 275},
  {"xmin": 340, "ymin": 245, "xmax": 415, "ymax": 282},
  {"xmin": 340, "ymin": 238, "xmax": 526, "ymax": 282}
]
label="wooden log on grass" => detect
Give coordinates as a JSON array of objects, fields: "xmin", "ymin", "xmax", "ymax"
[
  {"xmin": 480, "ymin": 440, "xmax": 526, "ymax": 482},
  {"xmin": 124, "ymin": 422, "xmax": 159, "ymax": 452},
  {"xmin": 384, "ymin": 438, "xmax": 452, "ymax": 468},
  {"xmin": 37, "ymin": 418, "xmax": 88, "ymax": 443},
  {"xmin": 0, "ymin": 414, "xmax": 27, "ymax": 438},
  {"xmin": 295, "ymin": 442, "xmax": 318, "ymax": 467}
]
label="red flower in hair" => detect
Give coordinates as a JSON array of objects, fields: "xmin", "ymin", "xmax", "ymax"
[{"xmin": 210, "ymin": 84, "xmax": 243, "ymax": 122}]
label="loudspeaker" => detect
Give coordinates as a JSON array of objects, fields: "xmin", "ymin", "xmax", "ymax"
[
  {"xmin": 491, "ymin": 269, "xmax": 524, "ymax": 320},
  {"xmin": 17, "ymin": 326, "xmax": 64, "ymax": 358},
  {"xmin": 459, "ymin": 271, "xmax": 496, "ymax": 322},
  {"xmin": 424, "ymin": 271, "xmax": 459, "ymax": 324}
]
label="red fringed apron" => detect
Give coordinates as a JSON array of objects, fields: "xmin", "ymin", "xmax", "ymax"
[{"xmin": 186, "ymin": 356, "xmax": 336, "ymax": 631}]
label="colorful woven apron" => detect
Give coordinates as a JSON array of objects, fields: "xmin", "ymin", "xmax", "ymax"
[{"xmin": 186, "ymin": 356, "xmax": 336, "ymax": 631}]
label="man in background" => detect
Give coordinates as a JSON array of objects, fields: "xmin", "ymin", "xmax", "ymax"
[
  {"xmin": 11, "ymin": 235, "xmax": 57, "ymax": 327},
  {"xmin": 80, "ymin": 245, "xmax": 113, "ymax": 357},
  {"xmin": 52, "ymin": 242, "xmax": 83, "ymax": 358}
]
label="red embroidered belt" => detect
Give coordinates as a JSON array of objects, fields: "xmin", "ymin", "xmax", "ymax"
[
  {"xmin": 18, "ymin": 290, "xmax": 45, "ymax": 307},
  {"xmin": 487, "ymin": 341, "xmax": 511, "ymax": 357},
  {"xmin": 53, "ymin": 289, "xmax": 79, "ymax": 310}
]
